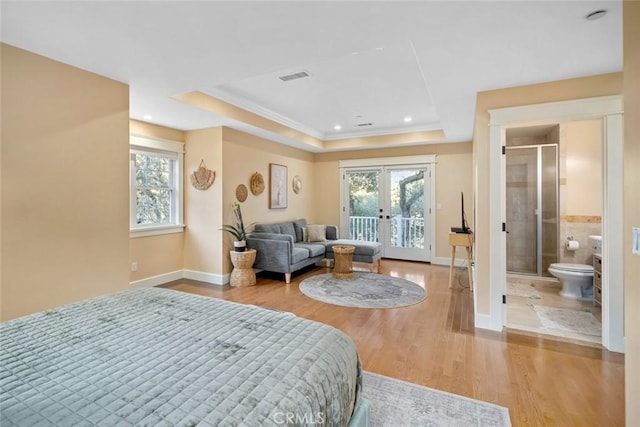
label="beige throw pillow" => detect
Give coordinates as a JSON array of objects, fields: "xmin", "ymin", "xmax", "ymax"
[{"xmin": 306, "ymin": 224, "xmax": 326, "ymax": 242}]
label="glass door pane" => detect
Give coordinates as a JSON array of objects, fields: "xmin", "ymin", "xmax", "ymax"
[
  {"xmin": 345, "ymin": 170, "xmax": 380, "ymax": 242},
  {"xmin": 506, "ymin": 148, "xmax": 538, "ymax": 274},
  {"xmin": 541, "ymin": 145, "xmax": 558, "ymax": 276},
  {"xmin": 383, "ymin": 167, "xmax": 430, "ymax": 261},
  {"xmin": 343, "ymin": 166, "xmax": 432, "ymax": 262}
]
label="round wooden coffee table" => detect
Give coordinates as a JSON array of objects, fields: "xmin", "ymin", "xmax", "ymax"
[{"xmin": 332, "ymin": 245, "xmax": 355, "ymax": 278}]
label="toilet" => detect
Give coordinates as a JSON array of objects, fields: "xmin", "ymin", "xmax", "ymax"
[{"xmin": 548, "ymin": 263, "xmax": 594, "ymax": 299}]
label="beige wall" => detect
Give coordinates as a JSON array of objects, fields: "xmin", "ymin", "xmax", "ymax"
[
  {"xmin": 473, "ymin": 73, "xmax": 622, "ymax": 315},
  {"xmin": 0, "ymin": 44, "xmax": 130, "ymax": 321},
  {"xmin": 315, "ymin": 142, "xmax": 473, "ymax": 260},
  {"xmin": 131, "ymin": 119, "xmax": 186, "ymax": 143},
  {"xmin": 129, "ymin": 120, "xmax": 186, "ymax": 282},
  {"xmin": 561, "ymin": 120, "xmax": 602, "ymax": 216},
  {"xmin": 130, "ymin": 233, "xmax": 185, "ymax": 282},
  {"xmin": 624, "ymin": 0, "xmax": 640, "ymax": 423},
  {"xmin": 183, "ymin": 127, "xmax": 224, "ymax": 277},
  {"xmin": 221, "ymin": 128, "xmax": 316, "ymax": 273}
]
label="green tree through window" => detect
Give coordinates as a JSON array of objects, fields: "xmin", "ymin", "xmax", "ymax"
[
  {"xmin": 129, "ymin": 135, "xmax": 183, "ymax": 236},
  {"xmin": 135, "ymin": 153, "xmax": 173, "ymax": 225}
]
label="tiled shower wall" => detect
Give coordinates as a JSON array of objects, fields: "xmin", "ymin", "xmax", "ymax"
[{"xmin": 506, "ymin": 150, "xmax": 537, "ymax": 273}]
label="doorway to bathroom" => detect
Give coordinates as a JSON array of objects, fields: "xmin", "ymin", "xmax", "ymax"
[
  {"xmin": 488, "ymin": 95, "xmax": 624, "ymax": 353},
  {"xmin": 503, "ymin": 120, "xmax": 603, "ymax": 346}
]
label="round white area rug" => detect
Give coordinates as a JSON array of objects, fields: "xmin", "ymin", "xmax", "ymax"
[{"xmin": 299, "ymin": 273, "xmax": 426, "ymax": 308}]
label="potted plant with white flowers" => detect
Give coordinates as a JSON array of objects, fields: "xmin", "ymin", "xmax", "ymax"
[{"xmin": 220, "ymin": 203, "xmax": 247, "ymax": 252}]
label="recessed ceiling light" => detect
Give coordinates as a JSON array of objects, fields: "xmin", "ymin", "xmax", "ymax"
[
  {"xmin": 143, "ymin": 114, "xmax": 153, "ymax": 120},
  {"xmin": 334, "ymin": 125, "xmax": 342, "ymax": 130},
  {"xmin": 586, "ymin": 10, "xmax": 607, "ymax": 21},
  {"xmin": 403, "ymin": 116, "xmax": 413, "ymax": 123}
]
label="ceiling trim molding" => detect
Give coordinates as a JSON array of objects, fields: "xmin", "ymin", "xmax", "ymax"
[
  {"xmin": 322, "ymin": 122, "xmax": 443, "ymax": 141},
  {"xmin": 204, "ymin": 87, "xmax": 444, "ymax": 142},
  {"xmin": 339, "ymin": 155, "xmax": 436, "ymax": 168},
  {"xmin": 173, "ymin": 91, "xmax": 324, "ymax": 150},
  {"xmin": 489, "ymin": 95, "xmax": 623, "ymax": 126},
  {"xmin": 203, "ymin": 87, "xmax": 326, "ymax": 140}
]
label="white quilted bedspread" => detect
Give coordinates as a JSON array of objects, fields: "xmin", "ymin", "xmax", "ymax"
[{"xmin": 0, "ymin": 288, "xmax": 359, "ymax": 426}]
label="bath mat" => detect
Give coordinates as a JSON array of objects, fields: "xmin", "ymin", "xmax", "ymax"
[
  {"xmin": 299, "ymin": 273, "xmax": 426, "ymax": 308},
  {"xmin": 534, "ymin": 305, "xmax": 601, "ymax": 336},
  {"xmin": 507, "ymin": 282, "xmax": 541, "ymax": 299}
]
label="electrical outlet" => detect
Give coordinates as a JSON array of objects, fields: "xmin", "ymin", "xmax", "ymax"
[
  {"xmin": 633, "ymin": 227, "xmax": 640, "ymax": 256},
  {"xmin": 131, "ymin": 262, "xmax": 138, "ymax": 272}
]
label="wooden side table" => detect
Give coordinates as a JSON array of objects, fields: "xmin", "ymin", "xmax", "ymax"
[
  {"xmin": 449, "ymin": 232, "xmax": 473, "ymax": 291},
  {"xmin": 333, "ymin": 245, "xmax": 355, "ymax": 278},
  {"xmin": 229, "ymin": 249, "xmax": 257, "ymax": 287}
]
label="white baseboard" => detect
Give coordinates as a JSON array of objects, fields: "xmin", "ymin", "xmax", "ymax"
[
  {"xmin": 183, "ymin": 270, "xmax": 226, "ymax": 286},
  {"xmin": 474, "ymin": 313, "xmax": 503, "ymax": 332},
  {"xmin": 431, "ymin": 256, "xmax": 469, "ymax": 267},
  {"xmin": 130, "ymin": 270, "xmax": 183, "ymax": 289},
  {"xmin": 130, "ymin": 269, "xmax": 227, "ymax": 288},
  {"xmin": 604, "ymin": 336, "xmax": 625, "ymax": 354}
]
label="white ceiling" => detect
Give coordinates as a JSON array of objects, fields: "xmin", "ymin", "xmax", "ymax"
[{"xmin": 1, "ymin": 1, "xmax": 623, "ymax": 152}]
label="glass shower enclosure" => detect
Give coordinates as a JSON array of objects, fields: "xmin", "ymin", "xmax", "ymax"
[{"xmin": 505, "ymin": 145, "xmax": 558, "ymax": 276}]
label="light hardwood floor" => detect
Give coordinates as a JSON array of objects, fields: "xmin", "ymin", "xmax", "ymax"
[{"xmin": 161, "ymin": 260, "xmax": 624, "ymax": 426}]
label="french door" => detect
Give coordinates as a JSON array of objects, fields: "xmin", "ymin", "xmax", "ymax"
[{"xmin": 342, "ymin": 164, "xmax": 432, "ymax": 262}]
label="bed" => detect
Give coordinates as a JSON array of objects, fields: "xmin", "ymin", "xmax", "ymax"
[{"xmin": 0, "ymin": 288, "xmax": 365, "ymax": 426}]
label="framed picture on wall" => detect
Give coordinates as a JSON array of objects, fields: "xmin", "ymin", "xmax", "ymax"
[{"xmin": 269, "ymin": 163, "xmax": 288, "ymax": 209}]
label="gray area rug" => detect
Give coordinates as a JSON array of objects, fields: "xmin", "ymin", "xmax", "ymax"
[
  {"xmin": 299, "ymin": 273, "xmax": 426, "ymax": 308},
  {"xmin": 363, "ymin": 371, "xmax": 512, "ymax": 427},
  {"xmin": 534, "ymin": 305, "xmax": 601, "ymax": 336}
]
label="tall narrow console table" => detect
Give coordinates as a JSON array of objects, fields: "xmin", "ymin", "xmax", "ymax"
[{"xmin": 448, "ymin": 232, "xmax": 473, "ymax": 291}]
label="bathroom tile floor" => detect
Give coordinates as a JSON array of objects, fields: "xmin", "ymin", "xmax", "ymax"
[{"xmin": 506, "ymin": 275, "xmax": 602, "ymax": 346}]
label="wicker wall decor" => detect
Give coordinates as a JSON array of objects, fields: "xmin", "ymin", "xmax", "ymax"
[
  {"xmin": 250, "ymin": 172, "xmax": 265, "ymax": 195},
  {"xmin": 236, "ymin": 184, "xmax": 248, "ymax": 202},
  {"xmin": 292, "ymin": 175, "xmax": 302, "ymax": 194},
  {"xmin": 190, "ymin": 159, "xmax": 215, "ymax": 190}
]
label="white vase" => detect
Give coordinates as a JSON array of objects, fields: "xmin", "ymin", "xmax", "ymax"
[{"xmin": 233, "ymin": 240, "xmax": 247, "ymax": 252}]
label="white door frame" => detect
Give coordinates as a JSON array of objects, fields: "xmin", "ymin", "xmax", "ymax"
[
  {"xmin": 488, "ymin": 95, "xmax": 624, "ymax": 353},
  {"xmin": 339, "ymin": 155, "xmax": 436, "ymax": 262}
]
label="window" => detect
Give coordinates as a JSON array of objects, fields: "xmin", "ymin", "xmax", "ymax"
[{"xmin": 130, "ymin": 135, "xmax": 184, "ymax": 237}]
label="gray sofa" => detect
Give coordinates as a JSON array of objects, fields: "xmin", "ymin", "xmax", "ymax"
[{"xmin": 246, "ymin": 218, "xmax": 382, "ymax": 283}]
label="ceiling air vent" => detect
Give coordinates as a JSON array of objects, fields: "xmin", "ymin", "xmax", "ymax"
[
  {"xmin": 356, "ymin": 122, "xmax": 373, "ymax": 127},
  {"xmin": 279, "ymin": 71, "xmax": 309, "ymax": 82}
]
